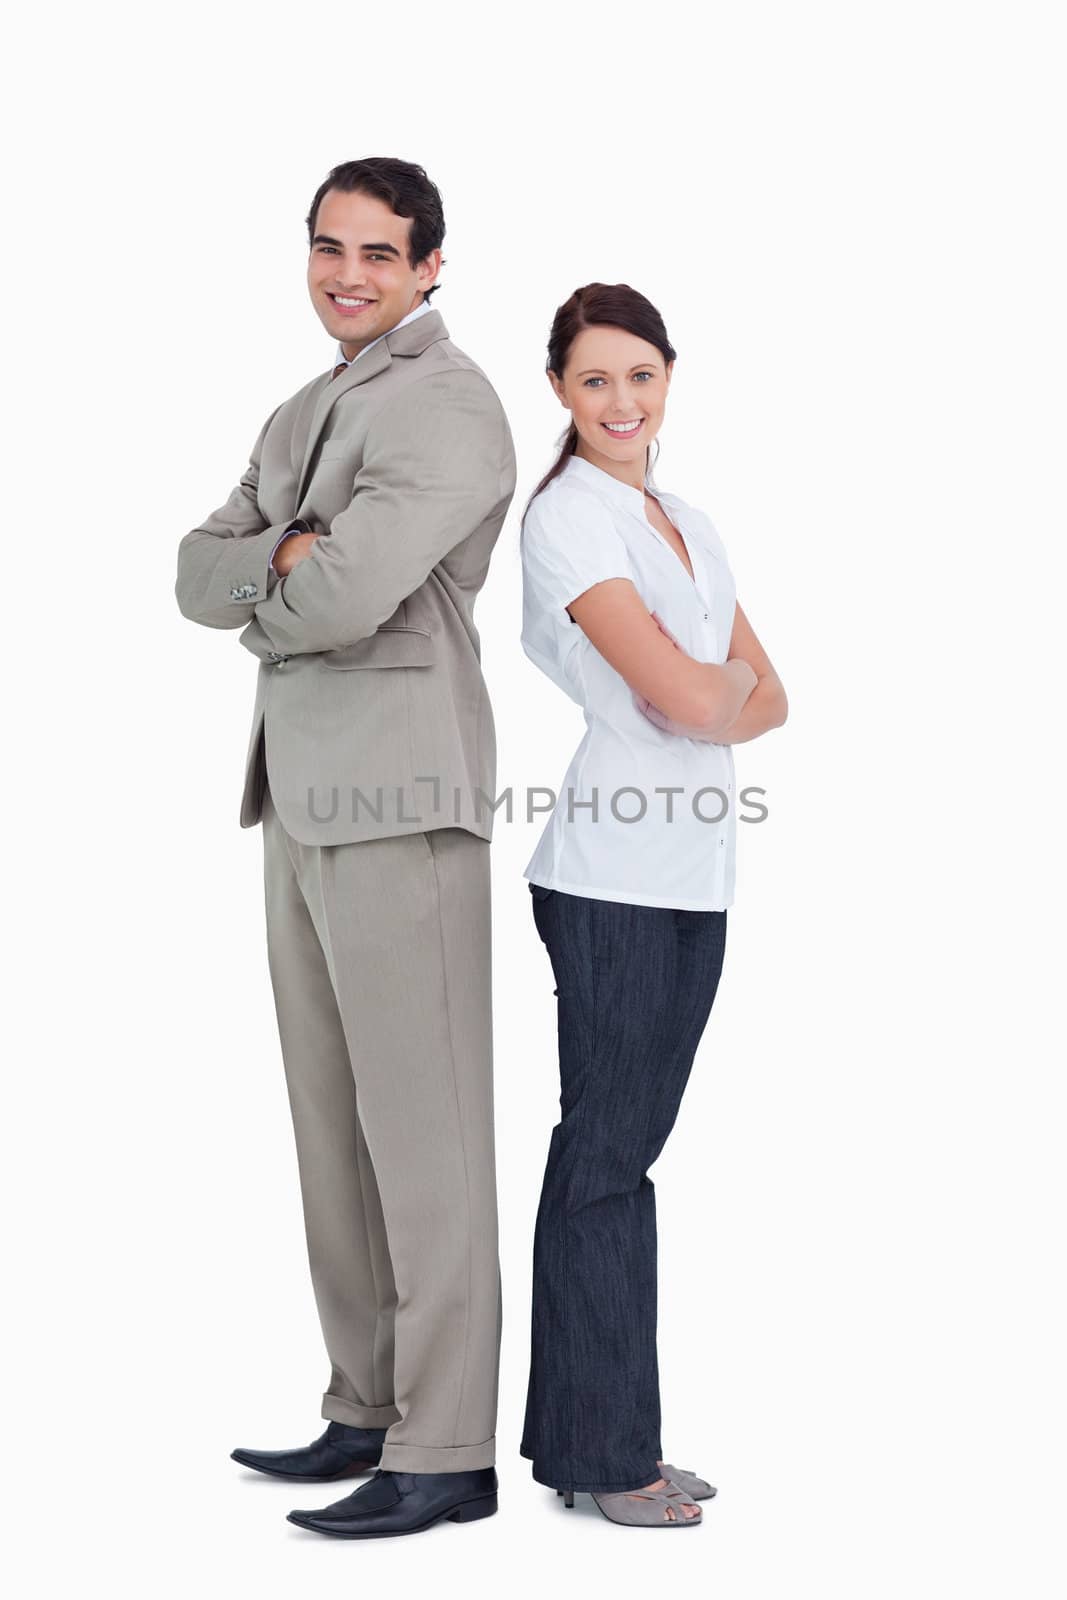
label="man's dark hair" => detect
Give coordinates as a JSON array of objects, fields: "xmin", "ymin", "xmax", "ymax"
[{"xmin": 305, "ymin": 157, "xmax": 446, "ymax": 303}]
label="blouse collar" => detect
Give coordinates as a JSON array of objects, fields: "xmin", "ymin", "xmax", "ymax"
[{"xmin": 559, "ymin": 452, "xmax": 657, "ymax": 513}]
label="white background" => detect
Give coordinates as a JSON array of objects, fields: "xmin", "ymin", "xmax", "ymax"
[{"xmin": 3, "ymin": 2, "xmax": 1064, "ymax": 1595}]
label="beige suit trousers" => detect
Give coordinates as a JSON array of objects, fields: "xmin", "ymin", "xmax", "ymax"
[{"xmin": 260, "ymin": 780, "xmax": 501, "ymax": 1472}]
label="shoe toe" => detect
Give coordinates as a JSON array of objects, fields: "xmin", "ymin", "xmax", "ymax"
[{"xmin": 286, "ymin": 1509, "xmax": 325, "ymax": 1530}]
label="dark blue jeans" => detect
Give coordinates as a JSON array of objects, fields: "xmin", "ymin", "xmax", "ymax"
[{"xmin": 520, "ymin": 883, "xmax": 728, "ymax": 1494}]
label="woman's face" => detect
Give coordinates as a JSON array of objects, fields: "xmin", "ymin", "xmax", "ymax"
[{"xmin": 550, "ymin": 324, "xmax": 673, "ymax": 472}]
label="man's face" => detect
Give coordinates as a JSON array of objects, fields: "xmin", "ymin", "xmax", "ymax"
[{"xmin": 307, "ymin": 188, "xmax": 440, "ymax": 359}]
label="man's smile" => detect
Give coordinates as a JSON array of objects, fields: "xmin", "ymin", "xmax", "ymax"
[{"xmin": 328, "ymin": 293, "xmax": 377, "ymax": 315}]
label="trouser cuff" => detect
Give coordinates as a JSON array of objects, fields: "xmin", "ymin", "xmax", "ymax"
[
  {"xmin": 322, "ymin": 1394, "xmax": 401, "ymax": 1428},
  {"xmin": 379, "ymin": 1436, "xmax": 496, "ymax": 1473}
]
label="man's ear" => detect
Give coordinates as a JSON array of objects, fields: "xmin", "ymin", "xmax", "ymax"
[{"xmin": 415, "ymin": 249, "xmax": 442, "ymax": 291}]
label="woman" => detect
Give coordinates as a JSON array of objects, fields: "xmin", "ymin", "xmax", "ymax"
[{"xmin": 519, "ymin": 283, "xmax": 788, "ymax": 1528}]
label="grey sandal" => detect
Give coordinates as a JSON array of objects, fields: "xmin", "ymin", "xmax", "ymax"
[
  {"xmin": 658, "ymin": 1462, "xmax": 717, "ymax": 1501},
  {"xmin": 558, "ymin": 1482, "xmax": 702, "ymax": 1526}
]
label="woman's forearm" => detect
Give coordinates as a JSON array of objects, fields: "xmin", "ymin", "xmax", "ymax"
[
  {"xmin": 638, "ymin": 669, "xmax": 787, "ymax": 744},
  {"xmin": 710, "ymin": 672, "xmax": 788, "ymax": 744},
  {"xmin": 675, "ymin": 658, "xmax": 758, "ymax": 740},
  {"xmin": 633, "ymin": 612, "xmax": 787, "ymax": 744}
]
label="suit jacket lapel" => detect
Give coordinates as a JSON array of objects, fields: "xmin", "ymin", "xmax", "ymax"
[{"xmin": 295, "ymin": 308, "xmax": 450, "ymax": 506}]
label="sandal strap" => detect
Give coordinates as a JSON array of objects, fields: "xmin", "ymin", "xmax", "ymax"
[
  {"xmin": 661, "ymin": 1482, "xmax": 701, "ymax": 1505},
  {"xmin": 661, "ymin": 1461, "xmax": 716, "ymax": 1497},
  {"xmin": 592, "ymin": 1482, "xmax": 702, "ymax": 1525}
]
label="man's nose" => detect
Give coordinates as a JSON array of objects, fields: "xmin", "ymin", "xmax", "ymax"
[{"xmin": 333, "ymin": 260, "xmax": 369, "ymax": 291}]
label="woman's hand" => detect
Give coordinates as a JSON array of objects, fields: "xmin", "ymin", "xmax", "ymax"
[
  {"xmin": 650, "ymin": 611, "xmax": 683, "ymax": 650},
  {"xmin": 632, "ymin": 690, "xmax": 725, "ymax": 740},
  {"xmin": 632, "ymin": 612, "xmax": 727, "ymax": 740}
]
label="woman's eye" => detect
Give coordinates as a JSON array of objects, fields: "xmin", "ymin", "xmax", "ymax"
[{"xmin": 582, "ymin": 372, "xmax": 655, "ymax": 387}]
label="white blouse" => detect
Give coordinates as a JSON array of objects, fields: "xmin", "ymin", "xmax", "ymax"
[{"xmin": 520, "ymin": 453, "xmax": 738, "ymax": 911}]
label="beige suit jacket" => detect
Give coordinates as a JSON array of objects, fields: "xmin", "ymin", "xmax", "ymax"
[{"xmin": 175, "ymin": 309, "xmax": 516, "ymax": 845}]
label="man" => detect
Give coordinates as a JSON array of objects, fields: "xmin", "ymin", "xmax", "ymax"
[{"xmin": 175, "ymin": 158, "xmax": 515, "ymax": 1539}]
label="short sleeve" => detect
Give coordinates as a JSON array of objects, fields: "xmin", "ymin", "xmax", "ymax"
[{"xmin": 520, "ymin": 486, "xmax": 636, "ymax": 624}]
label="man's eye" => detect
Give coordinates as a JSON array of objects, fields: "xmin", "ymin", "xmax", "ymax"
[{"xmin": 317, "ymin": 245, "xmax": 339, "ymax": 254}]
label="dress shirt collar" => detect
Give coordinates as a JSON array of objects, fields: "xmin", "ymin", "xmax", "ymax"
[{"xmin": 333, "ymin": 296, "xmax": 435, "ymax": 372}]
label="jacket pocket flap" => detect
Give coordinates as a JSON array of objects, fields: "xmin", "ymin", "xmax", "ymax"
[{"xmin": 321, "ymin": 627, "xmax": 434, "ymax": 670}]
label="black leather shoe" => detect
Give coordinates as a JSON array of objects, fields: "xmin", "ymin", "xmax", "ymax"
[
  {"xmin": 286, "ymin": 1467, "xmax": 498, "ymax": 1537},
  {"xmin": 231, "ymin": 1420, "xmax": 386, "ymax": 1482}
]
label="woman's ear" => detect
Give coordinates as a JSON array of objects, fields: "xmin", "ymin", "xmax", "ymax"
[
  {"xmin": 547, "ymin": 369, "xmax": 568, "ymax": 408},
  {"xmin": 665, "ymin": 358, "xmax": 675, "ymax": 388}
]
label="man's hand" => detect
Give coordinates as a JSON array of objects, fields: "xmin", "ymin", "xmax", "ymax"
[{"xmin": 273, "ymin": 531, "xmax": 322, "ymax": 578}]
